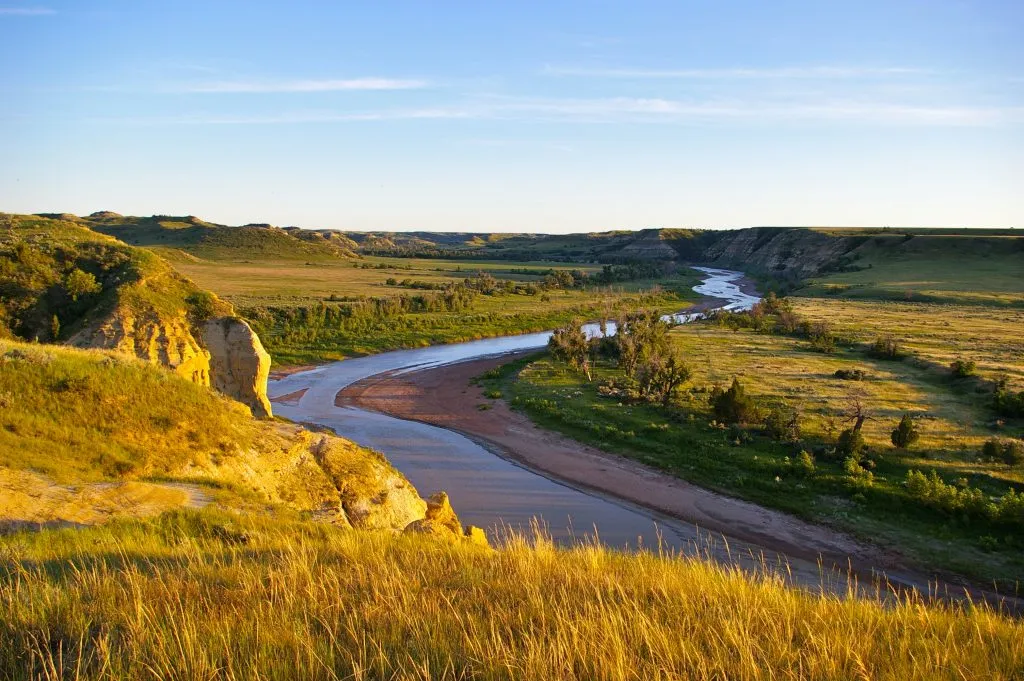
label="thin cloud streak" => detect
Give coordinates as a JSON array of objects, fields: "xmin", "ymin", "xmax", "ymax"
[
  {"xmin": 544, "ymin": 65, "xmax": 928, "ymax": 79},
  {"xmin": 88, "ymin": 97, "xmax": 1022, "ymax": 128},
  {"xmin": 174, "ymin": 78, "xmax": 429, "ymax": 93},
  {"xmin": 0, "ymin": 6, "xmax": 54, "ymax": 14}
]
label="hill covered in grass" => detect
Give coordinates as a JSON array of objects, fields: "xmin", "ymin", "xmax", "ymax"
[
  {"xmin": 0, "ymin": 213, "xmax": 274, "ymax": 415},
  {"xmin": 0, "ymin": 340, "xmax": 1020, "ymax": 678},
  {"xmin": 65, "ymin": 211, "xmax": 360, "ymax": 261},
  {"xmin": 41, "ymin": 213, "xmax": 1024, "ymax": 304},
  {"xmin": 2, "ymin": 506, "xmax": 1021, "ymax": 680},
  {"xmin": 0, "ymin": 337, "xmax": 478, "ymax": 537}
]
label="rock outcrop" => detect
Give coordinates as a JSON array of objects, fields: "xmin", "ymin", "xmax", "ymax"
[
  {"xmin": 202, "ymin": 317, "xmax": 273, "ymax": 418},
  {"xmin": 702, "ymin": 228, "xmax": 858, "ymax": 279},
  {"xmin": 404, "ymin": 491, "xmax": 490, "ymax": 546},
  {"xmin": 69, "ymin": 311, "xmax": 211, "ymax": 385}
]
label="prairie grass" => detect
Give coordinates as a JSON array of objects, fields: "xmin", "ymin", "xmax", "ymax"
[
  {"xmin": 0, "ymin": 339, "xmax": 255, "ymax": 483},
  {"xmin": 1, "ymin": 509, "xmax": 1021, "ymax": 681},
  {"xmin": 503, "ymin": 296, "xmax": 1024, "ymax": 584}
]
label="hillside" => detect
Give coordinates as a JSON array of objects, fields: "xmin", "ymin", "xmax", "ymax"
[
  {"xmin": 66, "ymin": 212, "xmax": 359, "ymax": 261},
  {"xmin": 0, "ymin": 213, "xmax": 274, "ymax": 415},
  {"xmin": 0, "ymin": 337, "xmax": 481, "ymax": 540},
  {"xmin": 0, "ymin": 340, "xmax": 1020, "ymax": 679}
]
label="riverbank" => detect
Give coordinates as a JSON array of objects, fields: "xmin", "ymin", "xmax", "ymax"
[{"xmin": 338, "ymin": 354, "xmax": 896, "ymax": 573}]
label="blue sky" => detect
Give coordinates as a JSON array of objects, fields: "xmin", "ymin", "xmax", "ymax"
[{"xmin": 1, "ymin": 1, "xmax": 1022, "ymax": 232}]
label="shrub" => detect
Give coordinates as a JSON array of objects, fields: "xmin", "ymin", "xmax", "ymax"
[
  {"xmin": 64, "ymin": 268, "xmax": 101, "ymax": 301},
  {"xmin": 950, "ymin": 358, "xmax": 976, "ymax": 378},
  {"xmin": 869, "ymin": 334, "xmax": 902, "ymax": 360},
  {"xmin": 795, "ymin": 450, "xmax": 816, "ymax": 477},
  {"xmin": 711, "ymin": 377, "xmax": 759, "ymax": 425},
  {"xmin": 834, "ymin": 368, "xmax": 867, "ymax": 381},
  {"xmin": 763, "ymin": 406, "xmax": 800, "ymax": 442},
  {"xmin": 802, "ymin": 320, "xmax": 836, "ymax": 353},
  {"xmin": 981, "ymin": 438, "xmax": 1024, "ymax": 466},
  {"xmin": 844, "ymin": 456, "xmax": 873, "ymax": 485},
  {"xmin": 835, "ymin": 428, "xmax": 865, "ymax": 459},
  {"xmin": 890, "ymin": 413, "xmax": 920, "ymax": 449},
  {"xmin": 992, "ymin": 375, "xmax": 1024, "ymax": 418}
]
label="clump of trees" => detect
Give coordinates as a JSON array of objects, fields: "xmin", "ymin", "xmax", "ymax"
[
  {"xmin": 981, "ymin": 438, "xmax": 1024, "ymax": 466},
  {"xmin": 548, "ymin": 320, "xmax": 592, "ymax": 381},
  {"xmin": 550, "ymin": 309, "xmax": 693, "ymax": 408},
  {"xmin": 868, "ymin": 334, "xmax": 902, "ymax": 360},
  {"xmin": 993, "ymin": 375, "xmax": 1024, "ymax": 418},
  {"xmin": 950, "ymin": 358, "xmax": 977, "ymax": 378},
  {"xmin": 890, "ymin": 413, "xmax": 920, "ymax": 449}
]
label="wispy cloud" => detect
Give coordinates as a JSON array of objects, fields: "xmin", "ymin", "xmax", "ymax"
[
  {"xmin": 488, "ymin": 96, "xmax": 1019, "ymax": 126},
  {"xmin": 0, "ymin": 6, "xmax": 55, "ymax": 15},
  {"xmin": 95, "ymin": 96, "xmax": 1022, "ymax": 128},
  {"xmin": 544, "ymin": 65, "xmax": 927, "ymax": 79},
  {"xmin": 173, "ymin": 78, "xmax": 429, "ymax": 94}
]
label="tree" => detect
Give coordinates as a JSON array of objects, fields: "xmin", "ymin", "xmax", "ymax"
[
  {"xmin": 890, "ymin": 413, "xmax": 920, "ymax": 449},
  {"xmin": 836, "ymin": 428, "xmax": 866, "ymax": 459},
  {"xmin": 49, "ymin": 314, "xmax": 60, "ymax": 341},
  {"xmin": 549, "ymin": 319, "xmax": 592, "ymax": 381},
  {"xmin": 869, "ymin": 334, "xmax": 901, "ymax": 359},
  {"xmin": 64, "ymin": 268, "xmax": 100, "ymax": 301},
  {"xmin": 637, "ymin": 348, "xmax": 692, "ymax": 406},
  {"xmin": 615, "ymin": 310, "xmax": 671, "ymax": 378},
  {"xmin": 764, "ymin": 405, "xmax": 801, "ymax": 442},
  {"xmin": 711, "ymin": 377, "xmax": 759, "ymax": 424}
]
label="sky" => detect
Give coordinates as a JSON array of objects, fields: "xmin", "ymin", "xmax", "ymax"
[{"xmin": 1, "ymin": 1, "xmax": 1022, "ymax": 232}]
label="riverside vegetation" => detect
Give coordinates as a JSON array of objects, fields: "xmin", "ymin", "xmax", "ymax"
[
  {"xmin": 485, "ymin": 285, "xmax": 1024, "ymax": 588},
  {"xmin": 2, "ymin": 211, "xmax": 1023, "ymax": 678}
]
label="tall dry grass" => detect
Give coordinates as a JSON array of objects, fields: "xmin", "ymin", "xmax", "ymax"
[{"xmin": 1, "ymin": 511, "xmax": 1020, "ymax": 680}]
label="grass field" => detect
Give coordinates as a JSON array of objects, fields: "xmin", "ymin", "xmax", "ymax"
[
  {"xmin": 2, "ymin": 509, "xmax": 1021, "ymax": 681},
  {"xmin": 493, "ymin": 296, "xmax": 1024, "ymax": 586},
  {"xmin": 797, "ymin": 236, "xmax": 1024, "ymax": 306},
  {"xmin": 159, "ymin": 248, "xmax": 702, "ymax": 365}
]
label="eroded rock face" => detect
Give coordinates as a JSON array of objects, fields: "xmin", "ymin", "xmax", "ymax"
[
  {"xmin": 202, "ymin": 317, "xmax": 273, "ymax": 418},
  {"xmin": 404, "ymin": 491, "xmax": 490, "ymax": 546},
  {"xmin": 69, "ymin": 312, "xmax": 211, "ymax": 385}
]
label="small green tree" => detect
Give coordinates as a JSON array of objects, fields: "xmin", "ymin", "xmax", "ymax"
[
  {"xmin": 549, "ymin": 320, "xmax": 592, "ymax": 381},
  {"xmin": 711, "ymin": 377, "xmax": 759, "ymax": 424},
  {"xmin": 764, "ymin": 405, "xmax": 801, "ymax": 442},
  {"xmin": 49, "ymin": 314, "xmax": 60, "ymax": 341},
  {"xmin": 890, "ymin": 413, "xmax": 920, "ymax": 449},
  {"xmin": 950, "ymin": 358, "xmax": 976, "ymax": 378},
  {"xmin": 836, "ymin": 428, "xmax": 866, "ymax": 459},
  {"xmin": 64, "ymin": 268, "xmax": 101, "ymax": 301}
]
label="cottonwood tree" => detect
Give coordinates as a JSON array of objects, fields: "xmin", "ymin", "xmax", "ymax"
[
  {"xmin": 549, "ymin": 319, "xmax": 592, "ymax": 381},
  {"xmin": 615, "ymin": 310, "xmax": 671, "ymax": 378}
]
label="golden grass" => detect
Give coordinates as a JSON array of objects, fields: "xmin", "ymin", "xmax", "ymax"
[{"xmin": 1, "ymin": 510, "xmax": 1021, "ymax": 680}]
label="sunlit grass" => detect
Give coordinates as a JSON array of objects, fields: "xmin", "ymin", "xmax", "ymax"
[{"xmin": 1, "ymin": 509, "xmax": 1020, "ymax": 680}]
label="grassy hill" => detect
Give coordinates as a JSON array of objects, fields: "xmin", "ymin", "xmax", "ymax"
[
  {"xmin": 0, "ymin": 336, "xmax": 1020, "ymax": 678},
  {"xmin": 0, "ymin": 213, "xmax": 231, "ymax": 345},
  {"xmin": 3, "ymin": 509, "xmax": 1021, "ymax": 680},
  {"xmin": 66, "ymin": 212, "xmax": 359, "ymax": 261}
]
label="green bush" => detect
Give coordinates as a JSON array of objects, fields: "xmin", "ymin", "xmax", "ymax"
[
  {"xmin": 711, "ymin": 377, "xmax": 759, "ymax": 425},
  {"xmin": 890, "ymin": 413, "xmax": 920, "ymax": 449},
  {"xmin": 981, "ymin": 438, "xmax": 1024, "ymax": 466},
  {"xmin": 795, "ymin": 450, "xmax": 816, "ymax": 477},
  {"xmin": 763, "ymin": 406, "xmax": 800, "ymax": 442},
  {"xmin": 833, "ymin": 368, "xmax": 867, "ymax": 381},
  {"xmin": 835, "ymin": 428, "xmax": 866, "ymax": 459},
  {"xmin": 950, "ymin": 358, "xmax": 977, "ymax": 378},
  {"xmin": 868, "ymin": 334, "xmax": 902, "ymax": 360}
]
